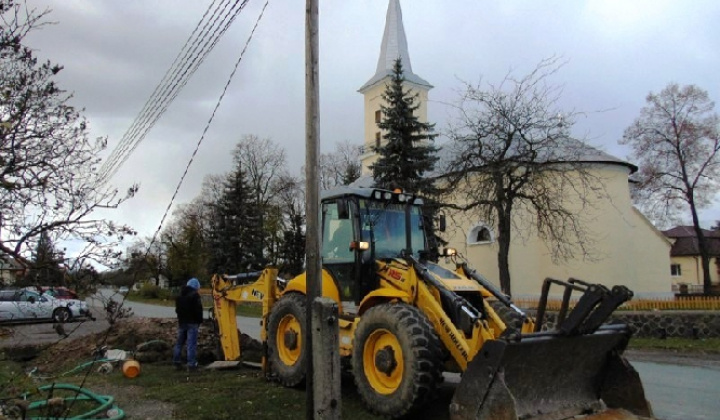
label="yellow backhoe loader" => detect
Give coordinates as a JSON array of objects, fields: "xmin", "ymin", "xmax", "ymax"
[{"xmin": 211, "ymin": 186, "xmax": 654, "ymax": 420}]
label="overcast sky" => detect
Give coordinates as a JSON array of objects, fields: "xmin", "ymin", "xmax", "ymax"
[{"xmin": 23, "ymin": 0, "xmax": 720, "ymax": 250}]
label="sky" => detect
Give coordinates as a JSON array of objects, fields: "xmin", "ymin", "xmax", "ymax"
[{"xmin": 22, "ymin": 0, "xmax": 720, "ymax": 252}]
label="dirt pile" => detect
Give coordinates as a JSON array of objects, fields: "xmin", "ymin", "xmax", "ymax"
[{"xmin": 31, "ymin": 317, "xmax": 262, "ymax": 373}]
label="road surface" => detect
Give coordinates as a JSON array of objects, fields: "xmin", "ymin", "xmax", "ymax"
[
  {"xmin": 632, "ymin": 360, "xmax": 720, "ymax": 420},
  {"xmin": 89, "ymin": 288, "xmax": 262, "ymax": 338}
]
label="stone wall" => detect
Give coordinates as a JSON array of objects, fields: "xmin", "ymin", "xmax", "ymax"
[{"xmin": 538, "ymin": 311, "xmax": 720, "ymax": 339}]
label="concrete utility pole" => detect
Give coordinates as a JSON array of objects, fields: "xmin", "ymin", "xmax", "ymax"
[
  {"xmin": 305, "ymin": 0, "xmax": 320, "ymax": 418},
  {"xmin": 306, "ymin": 3, "xmax": 341, "ymax": 418}
]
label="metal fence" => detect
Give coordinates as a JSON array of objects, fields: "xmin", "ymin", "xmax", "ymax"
[{"xmin": 514, "ymin": 295, "xmax": 720, "ymax": 311}]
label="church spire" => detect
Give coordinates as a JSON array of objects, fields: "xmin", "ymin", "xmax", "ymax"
[{"xmin": 358, "ymin": 0, "xmax": 431, "ymax": 92}]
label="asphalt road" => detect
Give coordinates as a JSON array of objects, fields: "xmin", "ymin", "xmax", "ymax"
[
  {"xmin": 88, "ymin": 288, "xmax": 262, "ymax": 338},
  {"xmin": 633, "ymin": 360, "xmax": 720, "ymax": 420}
]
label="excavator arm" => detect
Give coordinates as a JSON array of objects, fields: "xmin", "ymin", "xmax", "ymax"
[{"xmin": 210, "ymin": 268, "xmax": 279, "ymax": 367}]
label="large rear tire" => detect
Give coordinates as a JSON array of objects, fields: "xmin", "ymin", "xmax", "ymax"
[
  {"xmin": 267, "ymin": 293, "xmax": 307, "ymax": 387},
  {"xmin": 352, "ymin": 303, "xmax": 442, "ymax": 418}
]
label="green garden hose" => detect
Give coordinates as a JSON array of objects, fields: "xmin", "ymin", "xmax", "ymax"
[{"xmin": 22, "ymin": 383, "xmax": 125, "ymax": 420}]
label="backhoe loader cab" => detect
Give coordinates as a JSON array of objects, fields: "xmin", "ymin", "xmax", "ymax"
[
  {"xmin": 320, "ymin": 187, "xmax": 432, "ymax": 313},
  {"xmin": 212, "ymin": 186, "xmax": 654, "ymax": 420}
]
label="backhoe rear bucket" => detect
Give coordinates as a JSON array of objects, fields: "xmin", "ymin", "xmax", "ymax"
[{"xmin": 449, "ymin": 326, "xmax": 653, "ymax": 420}]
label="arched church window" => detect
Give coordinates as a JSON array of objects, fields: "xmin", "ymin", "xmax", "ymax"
[{"xmin": 467, "ymin": 223, "xmax": 494, "ymax": 245}]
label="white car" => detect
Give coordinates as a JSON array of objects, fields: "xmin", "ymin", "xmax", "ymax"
[{"xmin": 0, "ymin": 289, "xmax": 90, "ymax": 323}]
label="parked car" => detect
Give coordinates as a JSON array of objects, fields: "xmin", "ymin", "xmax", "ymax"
[
  {"xmin": 39, "ymin": 286, "xmax": 79, "ymax": 300},
  {"xmin": 0, "ymin": 289, "xmax": 90, "ymax": 323},
  {"xmin": 118, "ymin": 286, "xmax": 129, "ymax": 295}
]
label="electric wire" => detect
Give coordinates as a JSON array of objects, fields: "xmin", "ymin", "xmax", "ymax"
[
  {"xmin": 97, "ymin": 0, "xmax": 234, "ymax": 184},
  {"xmin": 95, "ymin": 0, "xmax": 229, "ymax": 184},
  {"xmin": 63, "ymin": 3, "xmax": 270, "ymax": 417},
  {"xmin": 96, "ymin": 0, "xmax": 227, "ymax": 184},
  {"xmin": 115, "ymin": 0, "xmax": 250, "ymax": 179},
  {"xmin": 98, "ymin": 0, "xmax": 250, "ymax": 185}
]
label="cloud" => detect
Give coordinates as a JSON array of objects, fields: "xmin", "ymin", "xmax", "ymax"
[{"xmin": 20, "ymin": 0, "xmax": 720, "ymax": 242}]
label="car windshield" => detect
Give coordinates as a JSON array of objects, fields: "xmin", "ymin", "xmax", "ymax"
[{"xmin": 359, "ymin": 200, "xmax": 427, "ymax": 259}]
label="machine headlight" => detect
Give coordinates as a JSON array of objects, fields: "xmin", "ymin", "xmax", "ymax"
[{"xmin": 443, "ymin": 247, "xmax": 457, "ymax": 257}]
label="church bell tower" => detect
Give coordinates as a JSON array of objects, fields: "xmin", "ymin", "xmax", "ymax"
[{"xmin": 358, "ymin": 0, "xmax": 432, "ymax": 175}]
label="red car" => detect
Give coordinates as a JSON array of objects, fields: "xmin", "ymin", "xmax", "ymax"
[{"xmin": 40, "ymin": 286, "xmax": 79, "ymax": 300}]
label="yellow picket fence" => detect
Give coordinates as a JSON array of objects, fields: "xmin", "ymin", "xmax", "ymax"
[{"xmin": 514, "ymin": 295, "xmax": 720, "ymax": 311}]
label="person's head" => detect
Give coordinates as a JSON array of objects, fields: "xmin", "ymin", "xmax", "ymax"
[{"xmin": 186, "ymin": 278, "xmax": 200, "ymax": 290}]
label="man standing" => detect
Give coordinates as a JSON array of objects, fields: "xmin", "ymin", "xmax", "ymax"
[{"xmin": 173, "ymin": 277, "xmax": 203, "ymax": 371}]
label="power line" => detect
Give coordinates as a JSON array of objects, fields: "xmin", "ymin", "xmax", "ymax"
[
  {"xmin": 66, "ymin": 0, "xmax": 270, "ymax": 413},
  {"xmin": 97, "ymin": 0, "xmax": 229, "ymax": 183},
  {"xmin": 97, "ymin": 0, "xmax": 250, "ymax": 185}
]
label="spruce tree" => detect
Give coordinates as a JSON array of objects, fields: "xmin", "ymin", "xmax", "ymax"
[
  {"xmin": 27, "ymin": 232, "xmax": 64, "ymax": 286},
  {"xmin": 371, "ymin": 58, "xmax": 439, "ymax": 196},
  {"xmin": 207, "ymin": 165, "xmax": 266, "ymax": 274}
]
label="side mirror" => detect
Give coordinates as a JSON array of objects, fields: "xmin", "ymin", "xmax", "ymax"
[
  {"xmin": 337, "ymin": 200, "xmax": 349, "ymax": 220},
  {"xmin": 438, "ymin": 214, "xmax": 446, "ymax": 232}
]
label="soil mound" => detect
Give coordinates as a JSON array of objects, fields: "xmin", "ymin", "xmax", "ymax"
[{"xmin": 31, "ymin": 317, "xmax": 261, "ymax": 373}]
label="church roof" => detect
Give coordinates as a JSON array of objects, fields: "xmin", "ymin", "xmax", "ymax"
[
  {"xmin": 350, "ymin": 138, "xmax": 636, "ymax": 190},
  {"xmin": 358, "ymin": 0, "xmax": 432, "ymax": 93},
  {"xmin": 435, "ymin": 137, "xmax": 638, "ymax": 178}
]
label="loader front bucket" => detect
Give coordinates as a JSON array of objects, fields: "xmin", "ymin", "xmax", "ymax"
[{"xmin": 449, "ymin": 326, "xmax": 653, "ymax": 420}]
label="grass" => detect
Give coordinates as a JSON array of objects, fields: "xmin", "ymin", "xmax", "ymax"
[
  {"xmin": 125, "ymin": 292, "xmax": 175, "ymax": 307},
  {"xmin": 629, "ymin": 337, "xmax": 720, "ymax": 353},
  {"xmin": 125, "ymin": 292, "xmax": 264, "ymax": 318},
  {"xmin": 34, "ymin": 364, "xmax": 452, "ymax": 420},
  {"xmin": 0, "ymin": 355, "xmax": 34, "ymax": 398},
  {"xmin": 4, "ymin": 337, "xmax": 718, "ymax": 419}
]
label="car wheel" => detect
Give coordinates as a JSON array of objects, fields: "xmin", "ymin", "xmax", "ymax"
[{"xmin": 53, "ymin": 307, "xmax": 71, "ymax": 323}]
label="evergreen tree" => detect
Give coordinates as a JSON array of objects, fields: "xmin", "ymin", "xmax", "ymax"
[
  {"xmin": 207, "ymin": 165, "xmax": 265, "ymax": 274},
  {"xmin": 371, "ymin": 59, "xmax": 439, "ymax": 196},
  {"xmin": 26, "ymin": 232, "xmax": 64, "ymax": 286},
  {"xmin": 278, "ymin": 213, "xmax": 305, "ymax": 277}
]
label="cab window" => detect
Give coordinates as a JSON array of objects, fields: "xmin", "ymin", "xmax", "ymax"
[{"xmin": 322, "ymin": 201, "xmax": 354, "ymax": 263}]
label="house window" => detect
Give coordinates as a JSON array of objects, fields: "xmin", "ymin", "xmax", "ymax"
[
  {"xmin": 375, "ymin": 110, "xmax": 382, "ymax": 123},
  {"xmin": 670, "ymin": 264, "xmax": 682, "ymax": 277},
  {"xmin": 467, "ymin": 223, "xmax": 494, "ymax": 245},
  {"xmin": 375, "ymin": 132, "xmax": 381, "ymax": 149}
]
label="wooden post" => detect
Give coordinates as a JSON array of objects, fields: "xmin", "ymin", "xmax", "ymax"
[{"xmin": 305, "ymin": 0, "xmax": 320, "ymax": 418}]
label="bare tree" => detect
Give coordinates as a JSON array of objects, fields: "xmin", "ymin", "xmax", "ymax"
[
  {"xmin": 622, "ymin": 83, "xmax": 720, "ymax": 294},
  {"xmin": 441, "ymin": 58, "xmax": 607, "ymax": 295},
  {"xmin": 319, "ymin": 140, "xmax": 362, "ymax": 190},
  {"xmin": 0, "ymin": 1, "xmax": 135, "ymax": 269},
  {"xmin": 233, "ymin": 134, "xmax": 287, "ymax": 206}
]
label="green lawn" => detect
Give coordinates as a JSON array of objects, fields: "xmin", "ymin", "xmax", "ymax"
[
  {"xmin": 5, "ymin": 337, "xmax": 720, "ymax": 419},
  {"xmin": 125, "ymin": 293, "xmax": 263, "ymax": 318},
  {"xmin": 2, "ymin": 363, "xmax": 450, "ymax": 420}
]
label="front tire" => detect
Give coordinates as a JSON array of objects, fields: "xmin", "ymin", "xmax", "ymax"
[
  {"xmin": 267, "ymin": 293, "xmax": 307, "ymax": 387},
  {"xmin": 352, "ymin": 303, "xmax": 442, "ymax": 418},
  {"xmin": 53, "ymin": 307, "xmax": 71, "ymax": 323}
]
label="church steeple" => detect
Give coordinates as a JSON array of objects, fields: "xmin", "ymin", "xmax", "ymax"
[
  {"xmin": 358, "ymin": 0, "xmax": 432, "ymax": 175},
  {"xmin": 358, "ymin": 0, "xmax": 431, "ymax": 93}
]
